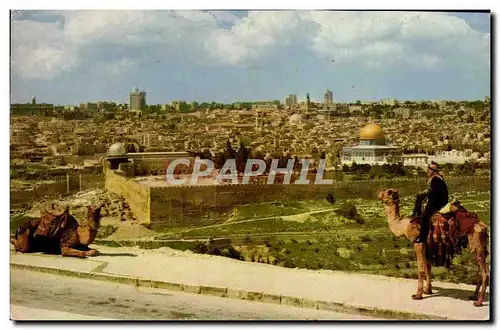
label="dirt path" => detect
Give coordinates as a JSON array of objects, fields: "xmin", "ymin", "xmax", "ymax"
[{"xmin": 178, "ymin": 207, "xmax": 338, "ymax": 235}]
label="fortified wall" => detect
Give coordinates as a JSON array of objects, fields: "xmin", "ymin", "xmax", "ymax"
[
  {"xmin": 105, "ymin": 170, "xmax": 150, "ymax": 224},
  {"xmin": 105, "ymin": 169, "xmax": 490, "ymax": 230}
]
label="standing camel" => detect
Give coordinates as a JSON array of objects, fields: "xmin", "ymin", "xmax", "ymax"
[{"xmin": 378, "ymin": 188, "xmax": 489, "ymax": 307}]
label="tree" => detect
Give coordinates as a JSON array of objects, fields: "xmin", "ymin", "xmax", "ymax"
[
  {"xmin": 293, "ymin": 155, "xmax": 301, "ymax": 171},
  {"xmin": 191, "ymin": 101, "xmax": 199, "ymax": 111},
  {"xmin": 213, "ymin": 153, "xmax": 226, "ymax": 170},
  {"xmin": 125, "ymin": 142, "xmax": 137, "ymax": 153},
  {"xmin": 223, "ymin": 140, "xmax": 236, "ymax": 160},
  {"xmin": 201, "ymin": 148, "xmax": 212, "ymax": 161},
  {"xmin": 457, "ymin": 161, "xmax": 476, "ymax": 176},
  {"xmin": 368, "ymin": 165, "xmax": 385, "ymax": 179},
  {"xmin": 178, "ymin": 101, "xmax": 191, "ymax": 113},
  {"xmin": 349, "ymin": 161, "xmax": 358, "ymax": 173},
  {"xmin": 235, "ymin": 142, "xmax": 250, "ymax": 173}
]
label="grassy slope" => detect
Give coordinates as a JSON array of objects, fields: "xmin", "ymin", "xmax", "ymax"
[{"xmin": 156, "ymin": 191, "xmax": 490, "ymax": 285}]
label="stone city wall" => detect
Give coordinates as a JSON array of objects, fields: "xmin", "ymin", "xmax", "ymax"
[
  {"xmin": 105, "ymin": 170, "xmax": 151, "ymax": 224},
  {"xmin": 148, "ymin": 183, "xmax": 338, "ymax": 229},
  {"xmin": 105, "ymin": 169, "xmax": 489, "ymax": 229}
]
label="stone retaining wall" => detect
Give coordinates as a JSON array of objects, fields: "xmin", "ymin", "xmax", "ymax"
[
  {"xmin": 105, "ymin": 170, "xmax": 489, "ymax": 229},
  {"xmin": 105, "ymin": 171, "xmax": 150, "ymax": 224}
]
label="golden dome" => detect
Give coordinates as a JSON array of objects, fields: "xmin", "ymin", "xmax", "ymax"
[{"xmin": 360, "ymin": 123, "xmax": 385, "ymax": 140}]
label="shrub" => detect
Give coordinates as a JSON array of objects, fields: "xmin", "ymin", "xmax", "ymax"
[
  {"xmin": 284, "ymin": 259, "xmax": 296, "ymax": 268},
  {"xmin": 243, "ymin": 234, "xmax": 252, "ymax": 244},
  {"xmin": 193, "ymin": 243, "xmax": 208, "ymax": 254},
  {"xmin": 335, "ymin": 202, "xmax": 359, "ymax": 220},
  {"xmin": 314, "ymin": 247, "xmax": 320, "ymax": 253},
  {"xmin": 335, "ymin": 202, "xmax": 365, "ymax": 224},
  {"xmin": 290, "ymin": 238, "xmax": 298, "ymax": 244},
  {"xmin": 326, "ymin": 194, "xmax": 335, "ymax": 204},
  {"xmin": 355, "ymin": 217, "xmax": 365, "ymax": 224},
  {"xmin": 359, "ymin": 235, "xmax": 373, "ymax": 242}
]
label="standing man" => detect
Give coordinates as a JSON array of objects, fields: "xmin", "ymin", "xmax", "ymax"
[{"xmin": 412, "ymin": 161, "xmax": 449, "ymax": 243}]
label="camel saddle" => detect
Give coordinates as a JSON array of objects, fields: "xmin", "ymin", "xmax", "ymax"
[
  {"xmin": 411, "ymin": 201, "xmax": 481, "ymax": 268},
  {"xmin": 33, "ymin": 206, "xmax": 70, "ymax": 239}
]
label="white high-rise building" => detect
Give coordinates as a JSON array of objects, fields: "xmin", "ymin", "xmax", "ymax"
[
  {"xmin": 324, "ymin": 90, "xmax": 333, "ymax": 105},
  {"xmin": 284, "ymin": 94, "xmax": 298, "ymax": 108}
]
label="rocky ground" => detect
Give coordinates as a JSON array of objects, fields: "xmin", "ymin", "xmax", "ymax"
[{"xmin": 20, "ymin": 189, "xmax": 134, "ymax": 221}]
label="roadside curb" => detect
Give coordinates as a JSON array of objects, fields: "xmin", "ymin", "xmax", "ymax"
[{"xmin": 10, "ymin": 262, "xmax": 447, "ymax": 320}]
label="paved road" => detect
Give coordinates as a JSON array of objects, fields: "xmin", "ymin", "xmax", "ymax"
[{"xmin": 10, "ymin": 269, "xmax": 378, "ymax": 320}]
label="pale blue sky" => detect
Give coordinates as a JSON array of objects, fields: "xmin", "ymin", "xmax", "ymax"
[{"xmin": 10, "ymin": 10, "xmax": 490, "ymax": 105}]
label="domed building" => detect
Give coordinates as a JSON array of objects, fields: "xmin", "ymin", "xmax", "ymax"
[
  {"xmin": 341, "ymin": 123, "xmax": 403, "ymax": 166},
  {"xmin": 108, "ymin": 142, "xmax": 127, "ymax": 157},
  {"xmin": 289, "ymin": 113, "xmax": 304, "ymax": 126},
  {"xmin": 105, "ymin": 142, "xmax": 193, "ymax": 175}
]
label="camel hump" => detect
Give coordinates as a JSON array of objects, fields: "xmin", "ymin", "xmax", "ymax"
[
  {"xmin": 439, "ymin": 202, "xmax": 452, "ymax": 214},
  {"xmin": 34, "ymin": 207, "xmax": 71, "ymax": 239}
]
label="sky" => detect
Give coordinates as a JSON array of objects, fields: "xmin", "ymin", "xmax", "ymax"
[{"xmin": 10, "ymin": 10, "xmax": 491, "ymax": 105}]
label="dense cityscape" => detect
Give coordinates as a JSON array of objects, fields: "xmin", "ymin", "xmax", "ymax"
[{"xmin": 10, "ymin": 88, "xmax": 491, "ymax": 175}]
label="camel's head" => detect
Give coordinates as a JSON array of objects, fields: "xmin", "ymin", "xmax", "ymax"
[
  {"xmin": 378, "ymin": 189, "xmax": 400, "ymax": 205},
  {"xmin": 86, "ymin": 204, "xmax": 104, "ymax": 229}
]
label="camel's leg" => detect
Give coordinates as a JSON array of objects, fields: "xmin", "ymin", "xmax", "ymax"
[
  {"xmin": 469, "ymin": 271, "xmax": 481, "ymax": 301},
  {"xmin": 10, "ymin": 233, "xmax": 17, "ymax": 247},
  {"xmin": 12, "ymin": 230, "xmax": 30, "ymax": 253},
  {"xmin": 474, "ymin": 258, "xmax": 489, "ymax": 307},
  {"xmin": 424, "ymin": 260, "xmax": 433, "ymax": 294},
  {"xmin": 412, "ymin": 243, "xmax": 426, "ymax": 300},
  {"xmin": 473, "ymin": 231, "xmax": 489, "ymax": 307},
  {"xmin": 61, "ymin": 246, "xmax": 89, "ymax": 258},
  {"xmin": 468, "ymin": 232, "xmax": 481, "ymax": 301}
]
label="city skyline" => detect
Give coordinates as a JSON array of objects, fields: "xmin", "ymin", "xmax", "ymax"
[{"xmin": 11, "ymin": 10, "xmax": 490, "ymax": 105}]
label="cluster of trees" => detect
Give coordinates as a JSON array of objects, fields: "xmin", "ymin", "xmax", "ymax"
[
  {"xmin": 340, "ymin": 160, "xmax": 487, "ymax": 180},
  {"xmin": 174, "ymin": 100, "xmax": 282, "ymax": 113},
  {"xmin": 189, "ymin": 140, "xmax": 331, "ymax": 174},
  {"xmin": 342, "ymin": 162, "xmax": 415, "ymax": 179}
]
